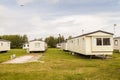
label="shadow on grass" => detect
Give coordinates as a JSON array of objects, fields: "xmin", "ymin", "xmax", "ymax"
[
  {"xmin": 0, "ymin": 51, "xmax": 8, "ymax": 54},
  {"xmin": 66, "ymin": 52, "xmax": 107, "ymax": 60}
]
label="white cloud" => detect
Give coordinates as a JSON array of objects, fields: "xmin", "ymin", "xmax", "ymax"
[
  {"xmin": 45, "ymin": 13, "xmax": 120, "ymax": 38},
  {"xmin": 117, "ymin": 0, "xmax": 120, "ymax": 4},
  {"xmin": 16, "ymin": 0, "xmax": 34, "ymax": 5},
  {"xmin": 0, "ymin": 5, "xmax": 8, "ymax": 15},
  {"xmin": 59, "ymin": 0, "xmax": 113, "ymax": 4},
  {"xmin": 51, "ymin": 15, "xmax": 107, "ymax": 32},
  {"xmin": 0, "ymin": 5, "xmax": 6, "ymax": 11},
  {"xmin": 29, "ymin": 15, "xmax": 47, "ymax": 27},
  {"xmin": 47, "ymin": 0, "xmax": 59, "ymax": 4},
  {"xmin": 16, "ymin": 0, "xmax": 59, "ymax": 5},
  {"xmin": 1, "ymin": 4, "xmax": 120, "ymax": 39}
]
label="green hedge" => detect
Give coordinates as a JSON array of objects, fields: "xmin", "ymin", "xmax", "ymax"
[{"xmin": 113, "ymin": 49, "xmax": 120, "ymax": 53}]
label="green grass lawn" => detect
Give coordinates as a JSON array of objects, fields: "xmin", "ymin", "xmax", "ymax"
[
  {"xmin": 0, "ymin": 48, "xmax": 120, "ymax": 80},
  {"xmin": 0, "ymin": 49, "xmax": 27, "ymax": 63}
]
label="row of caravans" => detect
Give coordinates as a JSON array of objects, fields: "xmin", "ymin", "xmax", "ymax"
[
  {"xmin": 61, "ymin": 30, "xmax": 114, "ymax": 57},
  {"xmin": 23, "ymin": 39, "xmax": 47, "ymax": 53},
  {"xmin": 0, "ymin": 39, "xmax": 47, "ymax": 53},
  {"xmin": 1, "ymin": 30, "xmax": 120, "ymax": 55}
]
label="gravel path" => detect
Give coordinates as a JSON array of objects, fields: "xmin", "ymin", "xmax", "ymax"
[{"xmin": 3, "ymin": 54, "xmax": 42, "ymax": 64}]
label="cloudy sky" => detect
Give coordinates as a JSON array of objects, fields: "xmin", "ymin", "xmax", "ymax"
[{"xmin": 0, "ymin": 0, "xmax": 120, "ymax": 40}]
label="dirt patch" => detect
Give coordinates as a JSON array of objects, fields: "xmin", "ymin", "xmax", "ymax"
[{"xmin": 2, "ymin": 54, "xmax": 43, "ymax": 64}]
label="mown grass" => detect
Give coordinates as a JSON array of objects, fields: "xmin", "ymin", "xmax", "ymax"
[
  {"xmin": 0, "ymin": 49, "xmax": 27, "ymax": 63},
  {"xmin": 0, "ymin": 48, "xmax": 120, "ymax": 80}
]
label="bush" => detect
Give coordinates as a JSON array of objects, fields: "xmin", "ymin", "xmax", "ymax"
[{"xmin": 113, "ymin": 50, "xmax": 120, "ymax": 53}]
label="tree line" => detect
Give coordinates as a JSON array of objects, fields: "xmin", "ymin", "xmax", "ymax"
[
  {"xmin": 0, "ymin": 34, "xmax": 72, "ymax": 48},
  {"xmin": 0, "ymin": 35, "xmax": 28, "ymax": 48},
  {"xmin": 45, "ymin": 35, "xmax": 65, "ymax": 48}
]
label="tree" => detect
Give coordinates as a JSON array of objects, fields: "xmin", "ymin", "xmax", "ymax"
[
  {"xmin": 0, "ymin": 35, "xmax": 28, "ymax": 48},
  {"xmin": 57, "ymin": 35, "xmax": 65, "ymax": 43},
  {"xmin": 68, "ymin": 36, "xmax": 72, "ymax": 39},
  {"xmin": 22, "ymin": 35, "xmax": 28, "ymax": 43},
  {"xmin": 45, "ymin": 36, "xmax": 57, "ymax": 48}
]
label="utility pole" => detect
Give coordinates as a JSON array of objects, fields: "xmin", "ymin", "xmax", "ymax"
[
  {"xmin": 82, "ymin": 29, "xmax": 84, "ymax": 34},
  {"xmin": 114, "ymin": 24, "xmax": 117, "ymax": 37},
  {"xmin": 58, "ymin": 34, "xmax": 61, "ymax": 44}
]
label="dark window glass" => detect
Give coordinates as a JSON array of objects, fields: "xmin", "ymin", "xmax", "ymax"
[
  {"xmin": 96, "ymin": 38, "xmax": 102, "ymax": 45},
  {"xmin": 103, "ymin": 38, "xmax": 110, "ymax": 45}
]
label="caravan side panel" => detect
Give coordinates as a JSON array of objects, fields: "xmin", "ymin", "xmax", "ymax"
[
  {"xmin": 0, "ymin": 41, "xmax": 10, "ymax": 52},
  {"xmin": 61, "ymin": 42, "xmax": 68, "ymax": 50},
  {"xmin": 29, "ymin": 41, "xmax": 45, "ymax": 52},
  {"xmin": 67, "ymin": 36, "xmax": 86, "ymax": 54}
]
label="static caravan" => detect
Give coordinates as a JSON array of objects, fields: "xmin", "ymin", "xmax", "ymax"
[
  {"xmin": 113, "ymin": 37, "xmax": 120, "ymax": 52},
  {"xmin": 56, "ymin": 43, "xmax": 62, "ymax": 48},
  {"xmin": 28, "ymin": 40, "xmax": 47, "ymax": 53},
  {"xmin": 0, "ymin": 39, "xmax": 10, "ymax": 52},
  {"xmin": 23, "ymin": 43, "xmax": 29, "ymax": 49},
  {"xmin": 61, "ymin": 42, "xmax": 68, "ymax": 51},
  {"xmin": 67, "ymin": 30, "xmax": 113, "ymax": 56}
]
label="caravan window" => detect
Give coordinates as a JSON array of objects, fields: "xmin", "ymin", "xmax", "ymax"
[
  {"xmin": 24, "ymin": 45, "xmax": 26, "ymax": 47},
  {"xmin": 103, "ymin": 38, "xmax": 110, "ymax": 45},
  {"xmin": 1, "ymin": 43, "xmax": 3, "ymax": 46},
  {"xmin": 96, "ymin": 38, "xmax": 102, "ymax": 45},
  {"xmin": 96, "ymin": 38, "xmax": 111, "ymax": 46},
  {"xmin": 114, "ymin": 40, "xmax": 118, "ymax": 46}
]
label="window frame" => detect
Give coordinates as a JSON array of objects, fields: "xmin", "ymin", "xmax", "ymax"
[
  {"xmin": 96, "ymin": 38, "xmax": 102, "ymax": 46},
  {"xmin": 95, "ymin": 37, "xmax": 111, "ymax": 46},
  {"xmin": 114, "ymin": 40, "xmax": 118, "ymax": 46},
  {"xmin": 103, "ymin": 38, "xmax": 110, "ymax": 45}
]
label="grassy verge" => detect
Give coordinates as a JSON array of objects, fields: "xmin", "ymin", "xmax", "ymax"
[
  {"xmin": 0, "ymin": 49, "xmax": 27, "ymax": 63},
  {"xmin": 0, "ymin": 48, "xmax": 120, "ymax": 80}
]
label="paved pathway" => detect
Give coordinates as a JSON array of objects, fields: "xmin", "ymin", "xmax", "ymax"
[{"xmin": 3, "ymin": 54, "xmax": 42, "ymax": 64}]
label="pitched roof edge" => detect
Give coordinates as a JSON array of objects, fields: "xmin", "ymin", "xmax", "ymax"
[
  {"xmin": 68, "ymin": 30, "xmax": 113, "ymax": 40},
  {"xmin": 29, "ymin": 39, "xmax": 45, "ymax": 42},
  {"xmin": 0, "ymin": 39, "xmax": 10, "ymax": 42},
  {"xmin": 114, "ymin": 37, "xmax": 120, "ymax": 39}
]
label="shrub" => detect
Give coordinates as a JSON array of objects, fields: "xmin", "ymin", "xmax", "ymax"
[{"xmin": 113, "ymin": 50, "xmax": 120, "ymax": 53}]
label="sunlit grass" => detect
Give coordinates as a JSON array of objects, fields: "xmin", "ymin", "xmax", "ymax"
[
  {"xmin": 0, "ymin": 48, "xmax": 120, "ymax": 80},
  {"xmin": 0, "ymin": 49, "xmax": 27, "ymax": 63}
]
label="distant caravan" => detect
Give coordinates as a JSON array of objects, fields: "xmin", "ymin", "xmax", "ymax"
[
  {"xmin": 56, "ymin": 43, "xmax": 62, "ymax": 48},
  {"xmin": 0, "ymin": 39, "xmax": 11, "ymax": 52},
  {"xmin": 28, "ymin": 39, "xmax": 47, "ymax": 53},
  {"xmin": 23, "ymin": 43, "xmax": 29, "ymax": 50},
  {"xmin": 61, "ymin": 30, "xmax": 113, "ymax": 58},
  {"xmin": 61, "ymin": 42, "xmax": 68, "ymax": 51},
  {"xmin": 113, "ymin": 37, "xmax": 120, "ymax": 52}
]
